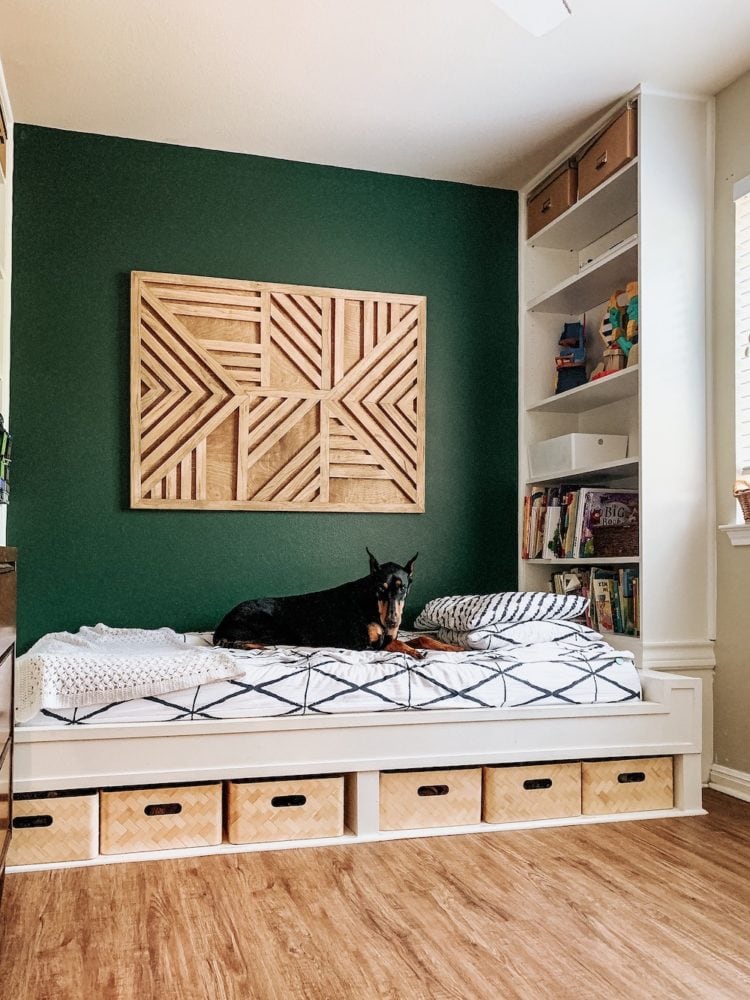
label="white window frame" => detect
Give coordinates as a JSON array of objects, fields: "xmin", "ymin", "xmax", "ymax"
[
  {"xmin": 734, "ymin": 176, "xmax": 750, "ymax": 479},
  {"xmin": 722, "ymin": 177, "xmax": 750, "ymax": 543}
]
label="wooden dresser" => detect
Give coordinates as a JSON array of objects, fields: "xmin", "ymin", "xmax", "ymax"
[{"xmin": 0, "ymin": 546, "xmax": 17, "ymax": 902}]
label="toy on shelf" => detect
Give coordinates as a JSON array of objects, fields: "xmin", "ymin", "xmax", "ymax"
[
  {"xmin": 589, "ymin": 283, "xmax": 639, "ymax": 381},
  {"xmin": 554, "ymin": 318, "xmax": 587, "ymax": 394},
  {"xmin": 625, "ymin": 280, "xmax": 639, "ymax": 343}
]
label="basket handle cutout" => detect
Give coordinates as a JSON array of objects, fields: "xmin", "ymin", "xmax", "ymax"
[
  {"xmin": 523, "ymin": 778, "xmax": 553, "ymax": 791},
  {"xmin": 617, "ymin": 771, "xmax": 646, "ymax": 784},
  {"xmin": 417, "ymin": 784, "xmax": 449, "ymax": 797},
  {"xmin": 145, "ymin": 803, "xmax": 182, "ymax": 816},
  {"xmin": 13, "ymin": 814, "xmax": 53, "ymax": 829},
  {"xmin": 271, "ymin": 794, "xmax": 307, "ymax": 808}
]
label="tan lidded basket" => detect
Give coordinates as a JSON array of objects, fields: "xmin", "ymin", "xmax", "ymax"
[
  {"xmin": 100, "ymin": 782, "xmax": 222, "ymax": 854},
  {"xmin": 379, "ymin": 768, "xmax": 482, "ymax": 831},
  {"xmin": 226, "ymin": 775, "xmax": 344, "ymax": 844},
  {"xmin": 8, "ymin": 789, "xmax": 99, "ymax": 865}
]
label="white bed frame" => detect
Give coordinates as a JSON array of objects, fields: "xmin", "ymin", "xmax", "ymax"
[{"xmin": 10, "ymin": 669, "xmax": 704, "ymax": 870}]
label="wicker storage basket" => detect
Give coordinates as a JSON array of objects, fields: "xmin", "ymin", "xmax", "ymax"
[
  {"xmin": 591, "ymin": 524, "xmax": 639, "ymax": 557},
  {"xmin": 582, "ymin": 757, "xmax": 673, "ymax": 815},
  {"xmin": 734, "ymin": 481, "xmax": 750, "ymax": 523},
  {"xmin": 483, "ymin": 762, "xmax": 581, "ymax": 823},
  {"xmin": 226, "ymin": 776, "xmax": 344, "ymax": 844},
  {"xmin": 8, "ymin": 789, "xmax": 99, "ymax": 865},
  {"xmin": 100, "ymin": 782, "xmax": 222, "ymax": 855},
  {"xmin": 379, "ymin": 768, "xmax": 482, "ymax": 831}
]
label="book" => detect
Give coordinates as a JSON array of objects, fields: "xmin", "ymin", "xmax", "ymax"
[
  {"xmin": 523, "ymin": 486, "xmax": 546, "ymax": 560},
  {"xmin": 563, "ymin": 490, "xmax": 580, "ymax": 558},
  {"xmin": 573, "ymin": 488, "xmax": 639, "ymax": 559},
  {"xmin": 521, "ymin": 493, "xmax": 532, "ymax": 560},
  {"xmin": 592, "ymin": 576, "xmax": 614, "ymax": 632},
  {"xmin": 541, "ymin": 502, "xmax": 562, "ymax": 560},
  {"xmin": 532, "ymin": 491, "xmax": 548, "ymax": 558}
]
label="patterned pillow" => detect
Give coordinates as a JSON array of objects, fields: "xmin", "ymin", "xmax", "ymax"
[
  {"xmin": 435, "ymin": 619, "xmax": 600, "ymax": 651},
  {"xmin": 413, "ymin": 591, "xmax": 589, "ymax": 632}
]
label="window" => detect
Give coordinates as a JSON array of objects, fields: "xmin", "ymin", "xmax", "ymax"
[{"xmin": 734, "ymin": 177, "xmax": 750, "ymax": 479}]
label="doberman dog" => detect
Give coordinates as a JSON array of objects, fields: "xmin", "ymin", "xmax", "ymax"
[{"xmin": 213, "ymin": 549, "xmax": 460, "ymax": 659}]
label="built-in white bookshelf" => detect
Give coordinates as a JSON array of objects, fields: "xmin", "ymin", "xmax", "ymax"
[
  {"xmin": 0, "ymin": 75, "xmax": 11, "ymax": 545},
  {"xmin": 518, "ymin": 86, "xmax": 713, "ymax": 672}
]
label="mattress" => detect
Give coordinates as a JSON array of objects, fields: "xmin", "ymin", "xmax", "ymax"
[{"xmin": 18, "ymin": 626, "xmax": 641, "ymax": 727}]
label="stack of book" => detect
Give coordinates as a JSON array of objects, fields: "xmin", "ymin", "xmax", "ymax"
[
  {"xmin": 549, "ymin": 565, "xmax": 639, "ymax": 636},
  {"xmin": 522, "ymin": 485, "xmax": 638, "ymax": 561}
]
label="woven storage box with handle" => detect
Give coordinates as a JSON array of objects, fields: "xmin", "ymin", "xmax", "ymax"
[
  {"xmin": 100, "ymin": 782, "xmax": 222, "ymax": 854},
  {"xmin": 592, "ymin": 524, "xmax": 639, "ymax": 557},
  {"xmin": 582, "ymin": 757, "xmax": 673, "ymax": 815},
  {"xmin": 734, "ymin": 479, "xmax": 750, "ymax": 523},
  {"xmin": 483, "ymin": 762, "xmax": 581, "ymax": 823},
  {"xmin": 380, "ymin": 768, "xmax": 481, "ymax": 831},
  {"xmin": 8, "ymin": 789, "xmax": 99, "ymax": 865},
  {"xmin": 226, "ymin": 775, "xmax": 344, "ymax": 844}
]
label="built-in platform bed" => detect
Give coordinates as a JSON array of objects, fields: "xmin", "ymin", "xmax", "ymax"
[{"xmin": 9, "ymin": 669, "xmax": 703, "ymax": 871}]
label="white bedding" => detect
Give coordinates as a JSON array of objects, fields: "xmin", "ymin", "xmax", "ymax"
[
  {"xmin": 17, "ymin": 624, "xmax": 641, "ymax": 727},
  {"xmin": 14, "ymin": 625, "xmax": 242, "ymax": 723}
]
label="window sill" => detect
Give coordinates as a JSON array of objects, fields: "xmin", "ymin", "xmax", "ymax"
[{"xmin": 719, "ymin": 523, "xmax": 750, "ymax": 546}]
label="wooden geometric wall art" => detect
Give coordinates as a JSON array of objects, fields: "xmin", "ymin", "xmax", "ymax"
[{"xmin": 130, "ymin": 271, "xmax": 425, "ymax": 512}]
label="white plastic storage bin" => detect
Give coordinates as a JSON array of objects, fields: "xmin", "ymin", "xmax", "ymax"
[{"xmin": 528, "ymin": 433, "xmax": 627, "ymax": 479}]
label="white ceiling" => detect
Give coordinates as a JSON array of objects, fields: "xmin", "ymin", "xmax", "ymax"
[{"xmin": 2, "ymin": 0, "xmax": 750, "ymax": 190}]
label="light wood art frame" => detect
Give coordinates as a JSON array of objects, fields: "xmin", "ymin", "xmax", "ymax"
[{"xmin": 130, "ymin": 271, "xmax": 426, "ymax": 512}]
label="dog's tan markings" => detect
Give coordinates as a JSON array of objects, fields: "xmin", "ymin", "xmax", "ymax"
[
  {"xmin": 385, "ymin": 638, "xmax": 425, "ymax": 660},
  {"xmin": 368, "ymin": 622, "xmax": 384, "ymax": 644}
]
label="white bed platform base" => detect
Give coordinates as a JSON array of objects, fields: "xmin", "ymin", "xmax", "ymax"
[{"xmin": 9, "ymin": 670, "xmax": 704, "ymax": 871}]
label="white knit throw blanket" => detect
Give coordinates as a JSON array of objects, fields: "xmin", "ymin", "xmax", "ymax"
[{"xmin": 15, "ymin": 624, "xmax": 242, "ymax": 723}]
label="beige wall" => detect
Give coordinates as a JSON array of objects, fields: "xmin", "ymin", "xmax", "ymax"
[{"xmin": 713, "ymin": 70, "xmax": 750, "ymax": 776}]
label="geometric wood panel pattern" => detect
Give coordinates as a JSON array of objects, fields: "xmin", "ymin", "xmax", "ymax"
[{"xmin": 130, "ymin": 271, "xmax": 425, "ymax": 511}]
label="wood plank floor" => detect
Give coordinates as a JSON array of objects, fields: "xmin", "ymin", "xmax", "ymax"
[{"xmin": 0, "ymin": 789, "xmax": 748, "ymax": 999}]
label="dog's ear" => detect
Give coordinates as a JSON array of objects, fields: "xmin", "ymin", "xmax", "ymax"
[
  {"xmin": 366, "ymin": 547, "xmax": 380, "ymax": 574},
  {"xmin": 405, "ymin": 553, "xmax": 418, "ymax": 578}
]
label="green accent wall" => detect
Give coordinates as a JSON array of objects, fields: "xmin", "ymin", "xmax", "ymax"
[{"xmin": 9, "ymin": 125, "xmax": 518, "ymax": 650}]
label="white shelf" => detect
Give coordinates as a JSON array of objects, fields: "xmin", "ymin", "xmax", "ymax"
[
  {"xmin": 527, "ymin": 158, "xmax": 639, "ymax": 251},
  {"xmin": 526, "ymin": 456, "xmax": 639, "ymax": 486},
  {"xmin": 8, "ymin": 805, "xmax": 704, "ymax": 873},
  {"xmin": 527, "ymin": 365, "xmax": 639, "ymax": 414},
  {"xmin": 601, "ymin": 632, "xmax": 642, "ymax": 657},
  {"xmin": 528, "ymin": 234, "xmax": 638, "ymax": 314},
  {"xmin": 718, "ymin": 523, "xmax": 750, "ymax": 546},
  {"xmin": 526, "ymin": 556, "xmax": 640, "ymax": 565},
  {"xmin": 520, "ymin": 90, "xmax": 713, "ymax": 689}
]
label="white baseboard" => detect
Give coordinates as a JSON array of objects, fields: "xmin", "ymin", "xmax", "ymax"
[{"xmin": 708, "ymin": 763, "xmax": 750, "ymax": 802}]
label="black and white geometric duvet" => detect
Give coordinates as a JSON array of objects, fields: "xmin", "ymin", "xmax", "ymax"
[{"xmin": 20, "ymin": 625, "xmax": 641, "ymax": 727}]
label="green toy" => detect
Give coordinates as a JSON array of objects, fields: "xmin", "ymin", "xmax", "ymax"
[{"xmin": 626, "ymin": 280, "xmax": 639, "ymax": 341}]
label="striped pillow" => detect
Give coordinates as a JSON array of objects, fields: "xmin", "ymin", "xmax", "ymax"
[{"xmin": 413, "ymin": 591, "xmax": 589, "ymax": 632}]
